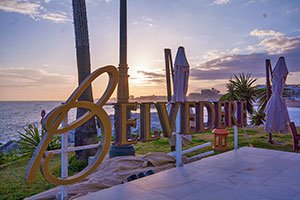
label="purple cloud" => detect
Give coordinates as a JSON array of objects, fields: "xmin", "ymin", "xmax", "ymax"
[{"xmin": 190, "ymin": 36, "xmax": 300, "ymax": 80}]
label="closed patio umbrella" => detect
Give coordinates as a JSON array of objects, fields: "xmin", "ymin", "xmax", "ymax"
[
  {"xmin": 264, "ymin": 57, "xmax": 290, "ymax": 142},
  {"xmin": 172, "ymin": 46, "xmax": 192, "ymax": 166},
  {"xmin": 173, "ymin": 46, "xmax": 189, "ymax": 102}
]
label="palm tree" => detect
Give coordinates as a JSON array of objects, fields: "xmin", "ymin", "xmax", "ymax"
[
  {"xmin": 221, "ymin": 73, "xmax": 258, "ymax": 115},
  {"xmin": 247, "ymin": 87, "xmax": 268, "ymax": 126},
  {"xmin": 221, "ymin": 82, "xmax": 241, "ymax": 101},
  {"xmin": 72, "ymin": 0, "xmax": 97, "ymax": 162},
  {"xmin": 232, "ymin": 73, "xmax": 258, "ymax": 115}
]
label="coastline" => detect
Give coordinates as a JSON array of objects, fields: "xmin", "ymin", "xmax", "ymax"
[
  {"xmin": 1, "ymin": 101, "xmax": 300, "ymax": 153},
  {"xmin": 286, "ymin": 100, "xmax": 300, "ymax": 107},
  {"xmin": 0, "ymin": 112, "xmax": 162, "ymax": 153}
]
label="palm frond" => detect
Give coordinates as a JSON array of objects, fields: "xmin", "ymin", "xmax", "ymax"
[
  {"xmin": 17, "ymin": 124, "xmax": 61, "ymax": 156},
  {"xmin": 222, "ymin": 73, "xmax": 259, "ymax": 115}
]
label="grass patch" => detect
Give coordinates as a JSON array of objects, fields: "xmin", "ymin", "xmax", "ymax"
[
  {"xmin": 0, "ymin": 155, "xmax": 59, "ymax": 200},
  {"xmin": 135, "ymin": 138, "xmax": 170, "ymax": 154},
  {"xmin": 1, "ymin": 126, "xmax": 299, "ymax": 199}
]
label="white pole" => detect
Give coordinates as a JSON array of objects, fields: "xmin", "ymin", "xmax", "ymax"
[
  {"xmin": 176, "ymin": 107, "xmax": 183, "ymax": 167},
  {"xmin": 234, "ymin": 102, "xmax": 238, "ymax": 150},
  {"xmin": 188, "ymin": 150, "xmax": 214, "ymax": 162},
  {"xmin": 95, "ymin": 117, "xmax": 101, "ymax": 137},
  {"xmin": 234, "ymin": 125, "xmax": 238, "ymax": 150},
  {"xmin": 168, "ymin": 142, "xmax": 212, "ymax": 157},
  {"xmin": 61, "ymin": 115, "xmax": 69, "ymax": 199}
]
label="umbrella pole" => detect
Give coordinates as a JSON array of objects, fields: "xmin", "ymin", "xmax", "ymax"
[
  {"xmin": 265, "ymin": 59, "xmax": 272, "ymax": 100},
  {"xmin": 265, "ymin": 59, "xmax": 274, "ymax": 144},
  {"xmin": 234, "ymin": 125, "xmax": 238, "ymax": 150},
  {"xmin": 175, "ymin": 107, "xmax": 183, "ymax": 167},
  {"xmin": 268, "ymin": 133, "xmax": 274, "ymax": 144}
]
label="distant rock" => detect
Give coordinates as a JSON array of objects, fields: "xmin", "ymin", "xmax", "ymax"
[
  {"xmin": 68, "ymin": 130, "xmax": 75, "ymax": 143},
  {"xmin": 0, "ymin": 140, "xmax": 20, "ymax": 154}
]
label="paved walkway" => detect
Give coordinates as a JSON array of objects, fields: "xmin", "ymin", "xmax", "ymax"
[{"xmin": 76, "ymin": 147, "xmax": 300, "ymax": 200}]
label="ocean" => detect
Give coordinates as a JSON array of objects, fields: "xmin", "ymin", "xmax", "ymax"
[{"xmin": 0, "ymin": 101, "xmax": 299, "ymax": 145}]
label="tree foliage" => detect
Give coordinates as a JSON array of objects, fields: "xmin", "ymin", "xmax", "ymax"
[
  {"xmin": 221, "ymin": 73, "xmax": 258, "ymax": 115},
  {"xmin": 250, "ymin": 109, "xmax": 266, "ymax": 126},
  {"xmin": 18, "ymin": 124, "xmax": 61, "ymax": 156}
]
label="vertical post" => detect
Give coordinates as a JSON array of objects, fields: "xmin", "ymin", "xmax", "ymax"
[
  {"xmin": 176, "ymin": 107, "xmax": 183, "ymax": 167},
  {"xmin": 60, "ymin": 116, "xmax": 69, "ymax": 199},
  {"xmin": 266, "ymin": 59, "xmax": 273, "ymax": 143},
  {"xmin": 117, "ymin": 0, "xmax": 129, "ymax": 103},
  {"xmin": 234, "ymin": 101, "xmax": 238, "ymax": 150},
  {"xmin": 110, "ymin": 0, "xmax": 135, "ymax": 157},
  {"xmin": 234, "ymin": 125, "xmax": 238, "ymax": 150},
  {"xmin": 164, "ymin": 49, "xmax": 172, "ymax": 102},
  {"xmin": 265, "ymin": 59, "xmax": 272, "ymax": 100},
  {"xmin": 95, "ymin": 117, "xmax": 101, "ymax": 137}
]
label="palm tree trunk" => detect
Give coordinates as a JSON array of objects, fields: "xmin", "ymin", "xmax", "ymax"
[{"xmin": 72, "ymin": 0, "xmax": 97, "ymax": 162}]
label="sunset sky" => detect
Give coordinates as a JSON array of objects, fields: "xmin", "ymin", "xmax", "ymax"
[{"xmin": 0, "ymin": 0, "xmax": 300, "ymax": 101}]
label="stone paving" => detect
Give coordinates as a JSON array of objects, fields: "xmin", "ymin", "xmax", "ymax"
[{"xmin": 76, "ymin": 147, "xmax": 300, "ymax": 200}]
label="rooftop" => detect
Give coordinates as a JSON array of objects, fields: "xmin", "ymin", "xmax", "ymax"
[{"xmin": 76, "ymin": 147, "xmax": 300, "ymax": 200}]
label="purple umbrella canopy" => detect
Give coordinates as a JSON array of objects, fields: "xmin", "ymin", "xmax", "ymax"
[{"xmin": 264, "ymin": 57, "xmax": 290, "ymax": 133}]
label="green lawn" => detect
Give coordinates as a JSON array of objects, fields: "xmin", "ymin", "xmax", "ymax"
[
  {"xmin": 0, "ymin": 126, "xmax": 298, "ymax": 200},
  {"xmin": 0, "ymin": 156, "xmax": 59, "ymax": 200}
]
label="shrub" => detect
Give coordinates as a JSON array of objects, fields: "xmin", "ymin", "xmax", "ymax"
[
  {"xmin": 18, "ymin": 124, "xmax": 61, "ymax": 156},
  {"xmin": 0, "ymin": 150, "xmax": 19, "ymax": 165},
  {"xmin": 68, "ymin": 155, "xmax": 88, "ymax": 173},
  {"xmin": 250, "ymin": 109, "xmax": 266, "ymax": 126}
]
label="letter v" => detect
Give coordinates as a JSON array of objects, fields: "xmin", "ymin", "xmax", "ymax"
[{"xmin": 155, "ymin": 102, "xmax": 180, "ymax": 137}]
